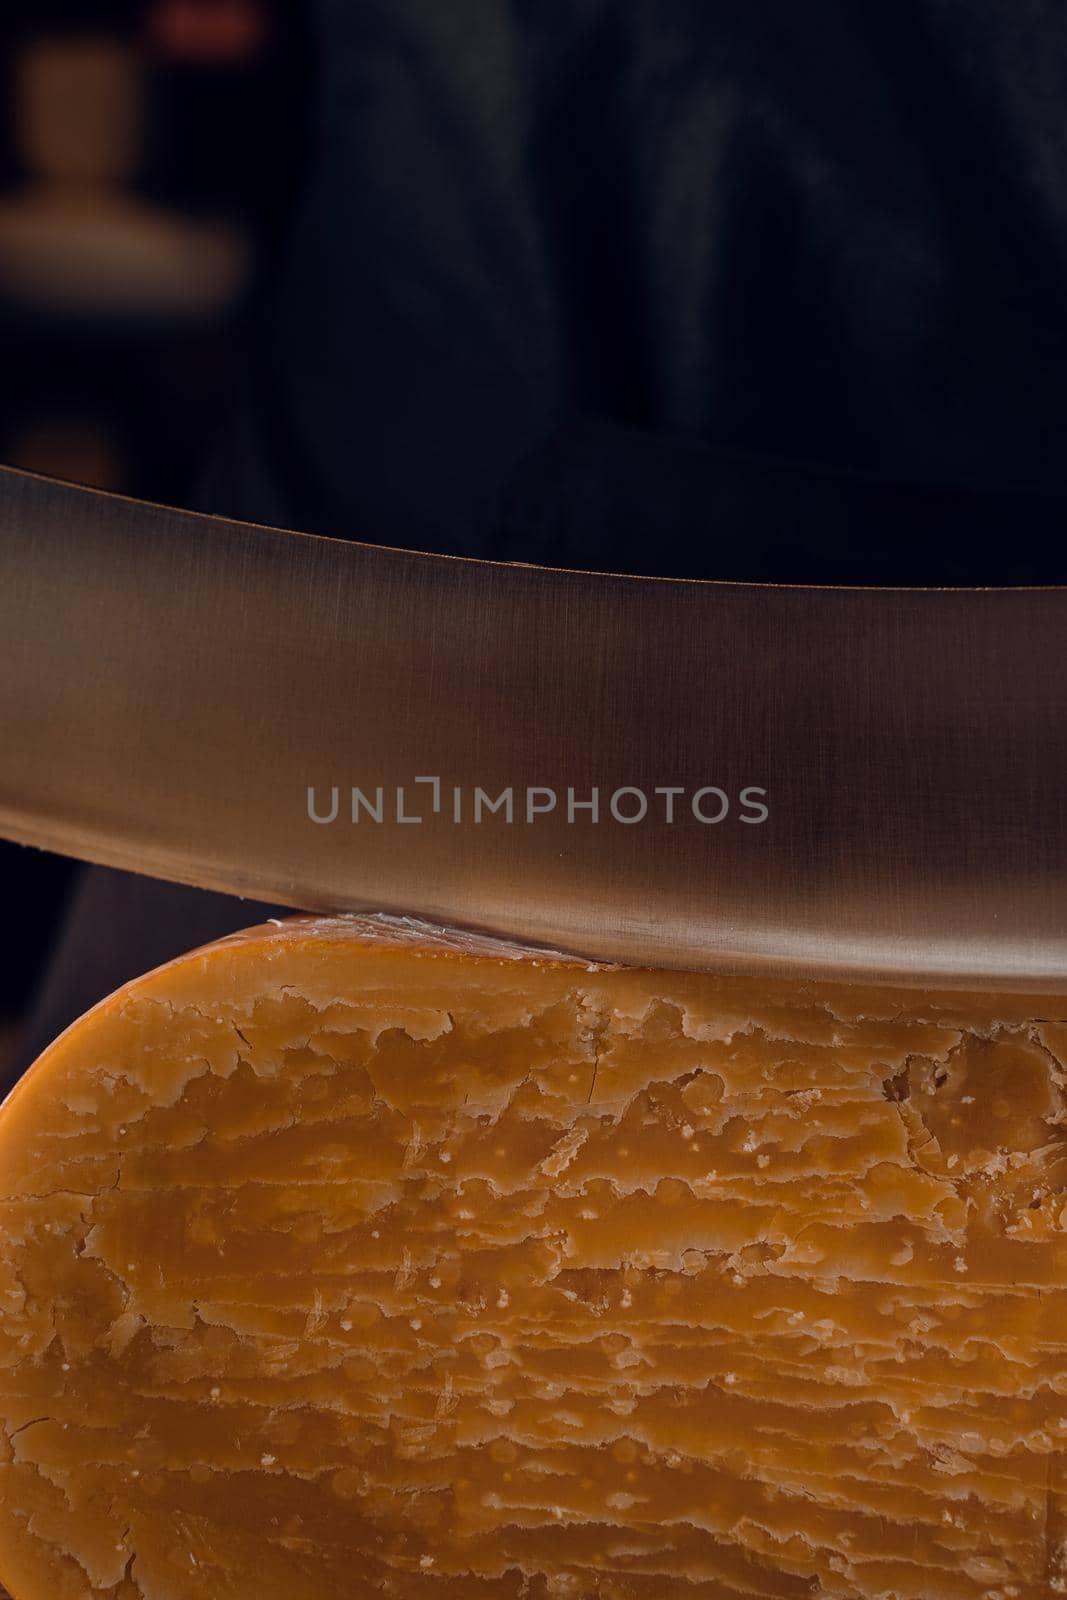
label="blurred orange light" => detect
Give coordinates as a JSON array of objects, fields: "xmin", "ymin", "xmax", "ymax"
[{"xmin": 147, "ymin": 0, "xmax": 267, "ymax": 65}]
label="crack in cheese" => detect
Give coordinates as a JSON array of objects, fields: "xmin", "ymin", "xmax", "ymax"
[{"xmin": 0, "ymin": 916, "xmax": 1065, "ymax": 1599}]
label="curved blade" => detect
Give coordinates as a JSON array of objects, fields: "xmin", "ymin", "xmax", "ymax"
[{"xmin": 1, "ymin": 464, "xmax": 1065, "ymax": 987}]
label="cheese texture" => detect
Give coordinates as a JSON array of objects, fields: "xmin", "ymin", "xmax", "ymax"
[{"xmin": 0, "ymin": 915, "xmax": 1065, "ymax": 1600}]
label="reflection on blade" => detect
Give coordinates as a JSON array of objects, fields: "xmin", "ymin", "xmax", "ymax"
[{"xmin": 0, "ymin": 464, "xmax": 1064, "ymax": 987}]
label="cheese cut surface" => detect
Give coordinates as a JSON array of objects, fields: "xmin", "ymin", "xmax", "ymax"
[{"xmin": 0, "ymin": 916, "xmax": 1066, "ymax": 1600}]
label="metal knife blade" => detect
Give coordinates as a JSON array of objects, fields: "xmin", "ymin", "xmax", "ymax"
[{"xmin": 1, "ymin": 464, "xmax": 1065, "ymax": 988}]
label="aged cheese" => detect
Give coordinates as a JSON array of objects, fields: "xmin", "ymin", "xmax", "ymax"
[{"xmin": 0, "ymin": 915, "xmax": 1065, "ymax": 1600}]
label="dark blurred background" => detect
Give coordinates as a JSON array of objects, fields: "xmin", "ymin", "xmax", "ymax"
[{"xmin": 0, "ymin": 0, "xmax": 310, "ymax": 1070}]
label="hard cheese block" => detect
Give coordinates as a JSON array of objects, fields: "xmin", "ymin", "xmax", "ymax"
[{"xmin": 0, "ymin": 916, "xmax": 1065, "ymax": 1600}]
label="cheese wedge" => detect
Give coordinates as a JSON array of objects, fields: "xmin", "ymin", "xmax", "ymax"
[{"xmin": 0, "ymin": 916, "xmax": 1065, "ymax": 1600}]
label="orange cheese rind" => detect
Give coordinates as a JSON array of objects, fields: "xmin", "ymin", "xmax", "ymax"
[{"xmin": 0, "ymin": 915, "xmax": 1065, "ymax": 1598}]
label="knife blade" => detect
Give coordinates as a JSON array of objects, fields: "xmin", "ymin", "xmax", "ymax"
[{"xmin": 1, "ymin": 463, "xmax": 1064, "ymax": 988}]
